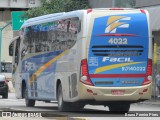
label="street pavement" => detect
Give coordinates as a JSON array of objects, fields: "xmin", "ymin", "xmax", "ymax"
[
  {"xmin": 0, "ymin": 93, "xmax": 160, "ymax": 120},
  {"xmin": 2, "ymin": 83, "xmax": 160, "ymax": 120},
  {"xmin": 140, "ymin": 96, "xmax": 160, "ymax": 106}
]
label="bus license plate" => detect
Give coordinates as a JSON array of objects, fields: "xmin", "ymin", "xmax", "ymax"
[{"xmin": 111, "ymin": 90, "xmax": 125, "ymax": 95}]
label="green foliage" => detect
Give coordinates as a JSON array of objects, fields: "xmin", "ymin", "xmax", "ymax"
[{"xmin": 24, "ymin": 0, "xmax": 90, "ymax": 18}]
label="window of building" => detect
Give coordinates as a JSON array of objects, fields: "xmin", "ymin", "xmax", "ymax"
[
  {"xmin": 29, "ymin": 0, "xmax": 35, "ymax": 4},
  {"xmin": 1, "ymin": 62, "xmax": 12, "ymax": 73},
  {"xmin": 13, "ymin": 0, "xmax": 17, "ymax": 2},
  {"xmin": 114, "ymin": 0, "xmax": 136, "ymax": 8}
]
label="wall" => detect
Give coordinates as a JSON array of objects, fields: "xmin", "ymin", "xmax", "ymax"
[
  {"xmin": 89, "ymin": 0, "xmax": 113, "ymax": 8},
  {"xmin": 0, "ymin": 22, "xmax": 13, "ymax": 63},
  {"xmin": 0, "ymin": 0, "xmax": 41, "ymax": 8},
  {"xmin": 0, "ymin": 10, "xmax": 11, "ymax": 21},
  {"xmin": 136, "ymin": 0, "xmax": 160, "ymax": 7}
]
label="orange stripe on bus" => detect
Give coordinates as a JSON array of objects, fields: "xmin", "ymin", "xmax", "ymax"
[{"xmin": 29, "ymin": 50, "xmax": 69, "ymax": 85}]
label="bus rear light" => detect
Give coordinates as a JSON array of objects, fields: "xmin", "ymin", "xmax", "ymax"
[
  {"xmin": 81, "ymin": 76, "xmax": 87, "ymax": 81},
  {"xmin": 80, "ymin": 59, "xmax": 93, "ymax": 86},
  {"xmin": 147, "ymin": 76, "xmax": 152, "ymax": 81},
  {"xmin": 93, "ymin": 93, "xmax": 97, "ymax": 95},
  {"xmin": 110, "ymin": 8, "xmax": 124, "ymax": 10},
  {"xmin": 140, "ymin": 9, "xmax": 146, "ymax": 14},
  {"xmin": 87, "ymin": 9, "xmax": 92, "ymax": 14},
  {"xmin": 142, "ymin": 59, "xmax": 152, "ymax": 86},
  {"xmin": 143, "ymin": 89, "xmax": 148, "ymax": 93},
  {"xmin": 97, "ymin": 33, "xmax": 137, "ymax": 37},
  {"xmin": 139, "ymin": 92, "xmax": 143, "ymax": 95},
  {"xmin": 146, "ymin": 59, "xmax": 152, "ymax": 76},
  {"xmin": 87, "ymin": 89, "xmax": 93, "ymax": 93}
]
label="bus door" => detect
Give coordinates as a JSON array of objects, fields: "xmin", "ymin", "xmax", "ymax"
[{"xmin": 9, "ymin": 36, "xmax": 22, "ymax": 98}]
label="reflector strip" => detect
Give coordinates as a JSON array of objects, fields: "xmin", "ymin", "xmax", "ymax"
[
  {"xmin": 96, "ymin": 33, "xmax": 137, "ymax": 36},
  {"xmin": 90, "ymin": 74, "xmax": 146, "ymax": 78}
]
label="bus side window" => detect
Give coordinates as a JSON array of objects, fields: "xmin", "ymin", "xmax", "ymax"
[
  {"xmin": 15, "ymin": 38, "xmax": 20, "ymax": 65},
  {"xmin": 9, "ymin": 43, "xmax": 13, "ymax": 56}
]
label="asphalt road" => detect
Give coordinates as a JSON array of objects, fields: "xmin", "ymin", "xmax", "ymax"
[{"xmin": 0, "ymin": 93, "xmax": 160, "ymax": 120}]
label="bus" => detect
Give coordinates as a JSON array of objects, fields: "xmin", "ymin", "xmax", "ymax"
[{"xmin": 9, "ymin": 8, "xmax": 152, "ymax": 112}]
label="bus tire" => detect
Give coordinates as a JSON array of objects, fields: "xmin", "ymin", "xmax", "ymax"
[
  {"xmin": 57, "ymin": 84, "xmax": 69, "ymax": 111},
  {"xmin": 25, "ymin": 99, "xmax": 35, "ymax": 107},
  {"xmin": 108, "ymin": 104, "xmax": 130, "ymax": 113},
  {"xmin": 2, "ymin": 93, "xmax": 8, "ymax": 99},
  {"xmin": 70, "ymin": 103, "xmax": 85, "ymax": 111},
  {"xmin": 23, "ymin": 82, "xmax": 36, "ymax": 107}
]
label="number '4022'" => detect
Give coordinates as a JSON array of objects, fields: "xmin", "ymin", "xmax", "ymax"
[{"xmin": 108, "ymin": 38, "xmax": 128, "ymax": 45}]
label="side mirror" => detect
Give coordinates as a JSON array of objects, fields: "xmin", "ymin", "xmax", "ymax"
[{"xmin": 9, "ymin": 43, "xmax": 13, "ymax": 56}]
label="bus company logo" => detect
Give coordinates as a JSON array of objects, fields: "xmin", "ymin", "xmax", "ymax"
[
  {"xmin": 102, "ymin": 57, "xmax": 133, "ymax": 62},
  {"xmin": 105, "ymin": 16, "xmax": 131, "ymax": 33}
]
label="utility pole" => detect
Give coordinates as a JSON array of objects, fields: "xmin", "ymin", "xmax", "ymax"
[{"xmin": 0, "ymin": 22, "xmax": 12, "ymax": 72}]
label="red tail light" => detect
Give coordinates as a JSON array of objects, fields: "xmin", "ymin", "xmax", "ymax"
[
  {"xmin": 146, "ymin": 59, "xmax": 152, "ymax": 76},
  {"xmin": 142, "ymin": 59, "xmax": 152, "ymax": 85},
  {"xmin": 110, "ymin": 8, "xmax": 124, "ymax": 10},
  {"xmin": 80, "ymin": 59, "xmax": 93, "ymax": 86},
  {"xmin": 140, "ymin": 9, "xmax": 146, "ymax": 14},
  {"xmin": 87, "ymin": 9, "xmax": 92, "ymax": 14}
]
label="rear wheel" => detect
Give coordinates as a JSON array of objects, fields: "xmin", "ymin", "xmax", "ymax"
[
  {"xmin": 25, "ymin": 98, "xmax": 35, "ymax": 107},
  {"xmin": 57, "ymin": 84, "xmax": 69, "ymax": 111},
  {"xmin": 70, "ymin": 102, "xmax": 85, "ymax": 111},
  {"xmin": 23, "ymin": 82, "xmax": 35, "ymax": 107},
  {"xmin": 108, "ymin": 103, "xmax": 130, "ymax": 113}
]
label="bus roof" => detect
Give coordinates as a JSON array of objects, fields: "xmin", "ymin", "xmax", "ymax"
[
  {"xmin": 21, "ymin": 8, "xmax": 145, "ymax": 29},
  {"xmin": 21, "ymin": 10, "xmax": 84, "ymax": 28}
]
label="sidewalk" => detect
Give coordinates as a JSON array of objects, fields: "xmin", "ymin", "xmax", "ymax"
[
  {"xmin": 8, "ymin": 81, "xmax": 15, "ymax": 93},
  {"xmin": 7, "ymin": 81, "xmax": 160, "ymax": 106},
  {"xmin": 140, "ymin": 96, "xmax": 160, "ymax": 106}
]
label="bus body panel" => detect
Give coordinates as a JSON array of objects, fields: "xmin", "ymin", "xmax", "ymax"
[
  {"xmin": 78, "ymin": 82, "xmax": 152, "ymax": 101},
  {"xmin": 19, "ymin": 13, "xmax": 83, "ymax": 101},
  {"xmin": 87, "ymin": 11, "xmax": 150, "ymax": 87}
]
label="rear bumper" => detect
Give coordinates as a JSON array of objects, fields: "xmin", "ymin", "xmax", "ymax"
[{"xmin": 78, "ymin": 82, "xmax": 152, "ymax": 102}]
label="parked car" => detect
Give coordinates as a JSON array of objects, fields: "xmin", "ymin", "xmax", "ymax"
[{"xmin": 0, "ymin": 75, "xmax": 8, "ymax": 98}]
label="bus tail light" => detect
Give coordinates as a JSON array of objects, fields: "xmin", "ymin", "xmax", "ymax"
[
  {"xmin": 140, "ymin": 9, "xmax": 146, "ymax": 14},
  {"xmin": 110, "ymin": 8, "xmax": 124, "ymax": 10},
  {"xmin": 80, "ymin": 59, "xmax": 93, "ymax": 86},
  {"xmin": 87, "ymin": 9, "xmax": 92, "ymax": 14},
  {"xmin": 142, "ymin": 59, "xmax": 152, "ymax": 86}
]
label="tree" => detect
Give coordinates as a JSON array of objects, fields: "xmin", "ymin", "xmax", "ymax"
[{"xmin": 24, "ymin": 0, "xmax": 90, "ymax": 18}]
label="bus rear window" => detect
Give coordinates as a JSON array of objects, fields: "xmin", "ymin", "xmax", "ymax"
[{"xmin": 92, "ymin": 45, "xmax": 144, "ymax": 57}]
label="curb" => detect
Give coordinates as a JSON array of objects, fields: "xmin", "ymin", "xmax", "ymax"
[
  {"xmin": 139, "ymin": 98, "xmax": 160, "ymax": 106},
  {"xmin": 8, "ymin": 81, "xmax": 15, "ymax": 93}
]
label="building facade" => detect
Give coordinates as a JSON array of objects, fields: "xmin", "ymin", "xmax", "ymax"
[
  {"xmin": 0, "ymin": 0, "xmax": 41, "ymax": 73},
  {"xmin": 0, "ymin": 0, "xmax": 41, "ymax": 21},
  {"xmin": 89, "ymin": 0, "xmax": 136, "ymax": 8}
]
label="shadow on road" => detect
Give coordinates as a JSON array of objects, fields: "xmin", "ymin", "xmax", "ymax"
[{"xmin": 33, "ymin": 106, "xmax": 125, "ymax": 117}]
